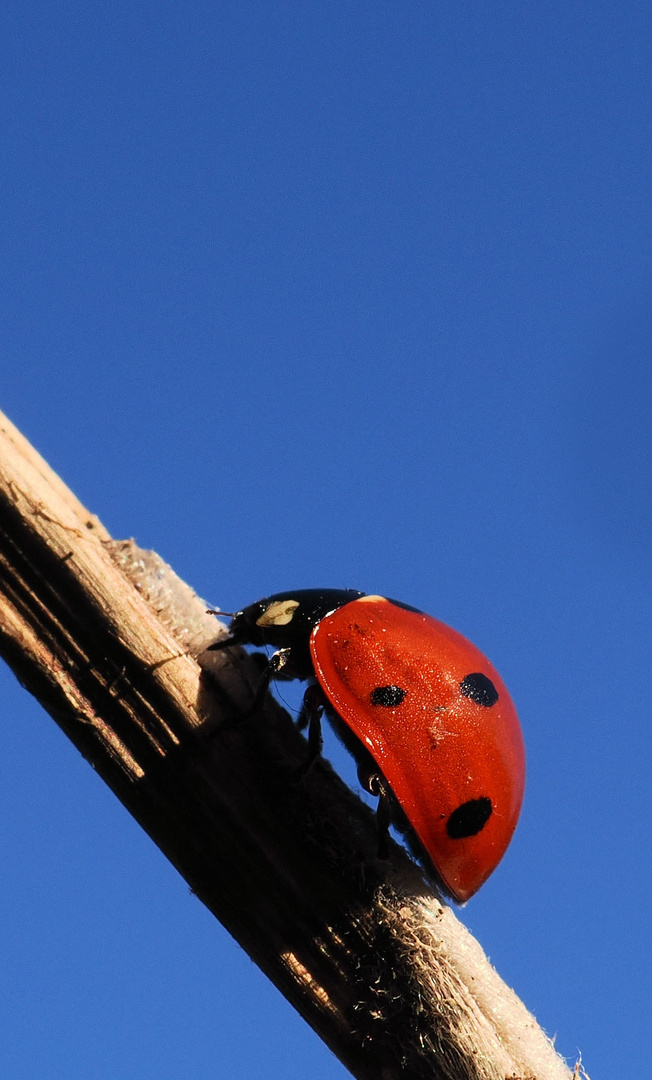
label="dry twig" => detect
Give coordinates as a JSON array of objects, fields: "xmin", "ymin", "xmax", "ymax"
[{"xmin": 0, "ymin": 409, "xmax": 574, "ymax": 1080}]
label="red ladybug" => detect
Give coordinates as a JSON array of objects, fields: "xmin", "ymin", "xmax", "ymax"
[{"xmin": 213, "ymin": 589, "xmax": 525, "ymax": 902}]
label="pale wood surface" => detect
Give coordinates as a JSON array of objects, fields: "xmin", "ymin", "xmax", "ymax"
[{"xmin": 0, "ymin": 409, "xmax": 573, "ymax": 1080}]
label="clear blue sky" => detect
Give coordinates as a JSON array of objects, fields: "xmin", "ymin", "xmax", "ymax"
[{"xmin": 1, "ymin": 4, "xmax": 650, "ymax": 1077}]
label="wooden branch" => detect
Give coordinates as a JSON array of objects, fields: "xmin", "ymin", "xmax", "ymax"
[{"xmin": 0, "ymin": 409, "xmax": 573, "ymax": 1080}]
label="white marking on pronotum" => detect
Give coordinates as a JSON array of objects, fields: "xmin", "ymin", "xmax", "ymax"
[{"xmin": 256, "ymin": 599, "xmax": 300, "ymax": 627}]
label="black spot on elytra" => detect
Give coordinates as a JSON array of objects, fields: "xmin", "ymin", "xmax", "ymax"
[
  {"xmin": 370, "ymin": 685, "xmax": 406, "ymax": 707},
  {"xmin": 460, "ymin": 672, "xmax": 499, "ymax": 707},
  {"xmin": 446, "ymin": 797, "xmax": 493, "ymax": 839}
]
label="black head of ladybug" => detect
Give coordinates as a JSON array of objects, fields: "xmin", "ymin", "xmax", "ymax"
[{"xmin": 217, "ymin": 589, "xmax": 366, "ymax": 677}]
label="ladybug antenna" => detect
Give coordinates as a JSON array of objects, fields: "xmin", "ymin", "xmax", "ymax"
[{"xmin": 206, "ymin": 608, "xmax": 236, "ymax": 618}]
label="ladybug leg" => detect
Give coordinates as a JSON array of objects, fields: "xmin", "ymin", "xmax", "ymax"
[
  {"xmin": 358, "ymin": 766, "xmax": 392, "ymax": 860},
  {"xmin": 292, "ymin": 683, "xmax": 324, "ymax": 778},
  {"xmin": 240, "ymin": 647, "xmax": 294, "ymax": 719},
  {"xmin": 373, "ymin": 777, "xmax": 392, "ymax": 860},
  {"xmin": 215, "ymin": 648, "xmax": 292, "ymax": 727}
]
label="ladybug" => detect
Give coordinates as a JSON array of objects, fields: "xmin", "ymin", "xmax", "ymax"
[{"xmin": 211, "ymin": 589, "xmax": 525, "ymax": 902}]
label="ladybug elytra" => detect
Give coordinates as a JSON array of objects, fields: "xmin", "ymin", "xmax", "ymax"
[{"xmin": 212, "ymin": 589, "xmax": 525, "ymax": 902}]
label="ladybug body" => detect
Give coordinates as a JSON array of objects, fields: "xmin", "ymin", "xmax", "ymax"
[{"xmin": 219, "ymin": 590, "xmax": 525, "ymax": 902}]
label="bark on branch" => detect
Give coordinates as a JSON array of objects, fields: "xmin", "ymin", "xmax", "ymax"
[{"xmin": 0, "ymin": 409, "xmax": 573, "ymax": 1080}]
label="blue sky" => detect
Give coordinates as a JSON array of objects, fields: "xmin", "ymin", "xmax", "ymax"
[{"xmin": 1, "ymin": 3, "xmax": 651, "ymax": 1077}]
